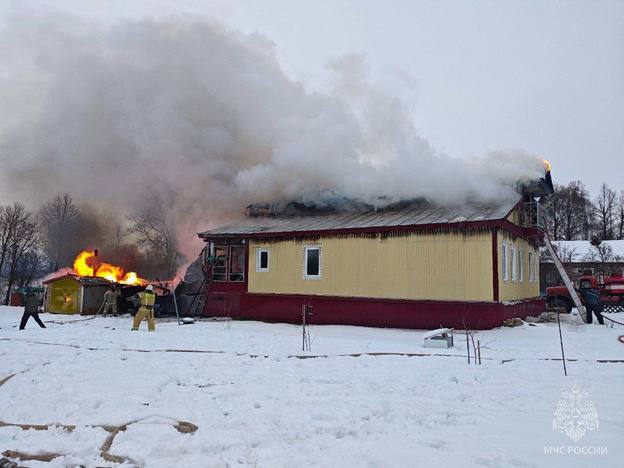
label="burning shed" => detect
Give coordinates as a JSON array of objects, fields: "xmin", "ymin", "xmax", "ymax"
[
  {"xmin": 198, "ymin": 187, "xmax": 550, "ymax": 330},
  {"xmin": 42, "ymin": 250, "xmax": 149, "ymax": 315},
  {"xmin": 43, "ymin": 274, "xmax": 112, "ymax": 315}
]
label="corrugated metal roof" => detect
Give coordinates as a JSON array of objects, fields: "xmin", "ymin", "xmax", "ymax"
[
  {"xmin": 42, "ymin": 273, "xmax": 113, "ymax": 286},
  {"xmin": 200, "ymin": 199, "xmax": 519, "ymax": 237}
]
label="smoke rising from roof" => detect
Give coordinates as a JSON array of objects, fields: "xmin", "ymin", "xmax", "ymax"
[{"xmin": 0, "ymin": 9, "xmax": 544, "ymax": 259}]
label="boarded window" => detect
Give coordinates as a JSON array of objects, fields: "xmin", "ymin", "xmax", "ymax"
[
  {"xmin": 229, "ymin": 245, "xmax": 245, "ymax": 282},
  {"xmin": 213, "ymin": 246, "xmax": 228, "ymax": 282},
  {"xmin": 304, "ymin": 246, "xmax": 321, "ymax": 279},
  {"xmin": 256, "ymin": 248, "xmax": 270, "ymax": 272}
]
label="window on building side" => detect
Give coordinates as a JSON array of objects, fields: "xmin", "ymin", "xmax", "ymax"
[
  {"xmin": 256, "ymin": 248, "xmax": 270, "ymax": 272},
  {"xmin": 229, "ymin": 245, "xmax": 245, "ymax": 282},
  {"xmin": 519, "ymin": 247, "xmax": 524, "ymax": 282},
  {"xmin": 213, "ymin": 245, "xmax": 228, "ymax": 282},
  {"xmin": 534, "ymin": 253, "xmax": 539, "ymax": 283},
  {"xmin": 511, "ymin": 245, "xmax": 517, "ymax": 282},
  {"xmin": 528, "ymin": 251, "xmax": 535, "ymax": 282},
  {"xmin": 502, "ymin": 243, "xmax": 508, "ymax": 281},
  {"xmin": 304, "ymin": 246, "xmax": 321, "ymax": 279}
]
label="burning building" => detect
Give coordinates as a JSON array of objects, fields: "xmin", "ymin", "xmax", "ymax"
[
  {"xmin": 197, "ymin": 167, "xmax": 553, "ymax": 330},
  {"xmin": 43, "ymin": 274, "xmax": 113, "ymax": 315},
  {"xmin": 43, "ymin": 250, "xmax": 147, "ymax": 315}
]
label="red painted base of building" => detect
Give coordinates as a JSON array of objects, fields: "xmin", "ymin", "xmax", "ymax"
[{"xmin": 203, "ymin": 292, "xmax": 545, "ymax": 330}]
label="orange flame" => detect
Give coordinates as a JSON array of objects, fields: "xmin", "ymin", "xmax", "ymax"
[
  {"xmin": 73, "ymin": 250, "xmax": 145, "ymax": 285},
  {"xmin": 542, "ymin": 159, "xmax": 552, "ymax": 172}
]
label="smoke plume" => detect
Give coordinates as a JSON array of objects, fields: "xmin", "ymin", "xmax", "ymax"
[{"xmin": 0, "ymin": 9, "xmax": 545, "ymax": 262}]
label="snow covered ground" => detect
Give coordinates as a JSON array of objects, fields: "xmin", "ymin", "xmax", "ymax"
[{"xmin": 1, "ymin": 306, "xmax": 623, "ymax": 467}]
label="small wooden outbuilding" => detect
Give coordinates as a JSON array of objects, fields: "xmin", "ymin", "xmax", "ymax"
[{"xmin": 43, "ymin": 274, "xmax": 111, "ymax": 315}]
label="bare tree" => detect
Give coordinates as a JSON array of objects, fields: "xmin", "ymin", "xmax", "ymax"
[
  {"xmin": 15, "ymin": 250, "xmax": 46, "ymax": 289},
  {"xmin": 3, "ymin": 203, "xmax": 40, "ymax": 304},
  {"xmin": 547, "ymin": 183, "xmax": 565, "ymax": 240},
  {"xmin": 547, "ymin": 181, "xmax": 594, "ymax": 240},
  {"xmin": 1, "ymin": 203, "xmax": 33, "ymax": 280},
  {"xmin": 562, "ymin": 181, "xmax": 593, "ymax": 240},
  {"xmin": 582, "ymin": 242, "xmax": 623, "ymax": 276},
  {"xmin": 40, "ymin": 193, "xmax": 80, "ymax": 271},
  {"xmin": 127, "ymin": 199, "xmax": 178, "ymax": 277},
  {"xmin": 594, "ymin": 183, "xmax": 617, "ymax": 240},
  {"xmin": 0, "ymin": 204, "xmax": 14, "ymax": 277},
  {"xmin": 616, "ymin": 190, "xmax": 624, "ymax": 240}
]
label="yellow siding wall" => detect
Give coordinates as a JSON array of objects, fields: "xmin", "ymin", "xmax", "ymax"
[
  {"xmin": 249, "ymin": 232, "xmax": 494, "ymax": 301},
  {"xmin": 45, "ymin": 277, "xmax": 81, "ymax": 314},
  {"xmin": 506, "ymin": 208, "xmax": 520, "ymax": 225},
  {"xmin": 497, "ymin": 233, "xmax": 540, "ymax": 301}
]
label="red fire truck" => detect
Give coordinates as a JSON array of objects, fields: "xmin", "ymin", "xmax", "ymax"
[{"xmin": 546, "ymin": 272, "xmax": 624, "ymax": 313}]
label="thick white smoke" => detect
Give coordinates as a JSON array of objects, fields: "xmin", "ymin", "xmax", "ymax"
[{"xmin": 0, "ymin": 10, "xmax": 545, "ymax": 259}]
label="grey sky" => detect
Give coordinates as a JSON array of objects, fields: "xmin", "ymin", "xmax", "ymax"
[{"xmin": 2, "ymin": 0, "xmax": 623, "ymax": 195}]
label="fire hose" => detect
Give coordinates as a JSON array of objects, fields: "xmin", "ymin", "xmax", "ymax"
[
  {"xmin": 0, "ymin": 415, "xmax": 198, "ymax": 465},
  {"xmin": 600, "ymin": 315, "xmax": 624, "ymax": 344}
]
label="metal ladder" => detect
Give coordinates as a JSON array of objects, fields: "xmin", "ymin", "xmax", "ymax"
[
  {"xmin": 186, "ymin": 256, "xmax": 214, "ymax": 318},
  {"xmin": 543, "ymin": 232, "xmax": 586, "ymax": 318}
]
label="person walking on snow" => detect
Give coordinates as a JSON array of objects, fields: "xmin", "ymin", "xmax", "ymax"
[
  {"xmin": 102, "ymin": 285, "xmax": 120, "ymax": 316},
  {"xmin": 19, "ymin": 288, "xmax": 46, "ymax": 330},
  {"xmin": 132, "ymin": 284, "xmax": 156, "ymax": 331}
]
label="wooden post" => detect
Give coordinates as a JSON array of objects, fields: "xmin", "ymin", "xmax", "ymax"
[
  {"xmin": 302, "ymin": 304, "xmax": 306, "ymax": 352},
  {"xmin": 172, "ymin": 284, "xmax": 181, "ymax": 326}
]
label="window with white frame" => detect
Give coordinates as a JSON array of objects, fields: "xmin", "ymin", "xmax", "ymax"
[
  {"xmin": 303, "ymin": 245, "xmax": 321, "ymax": 279},
  {"xmin": 528, "ymin": 251, "xmax": 535, "ymax": 282},
  {"xmin": 502, "ymin": 242, "xmax": 508, "ymax": 282},
  {"xmin": 533, "ymin": 252, "xmax": 539, "ymax": 282},
  {"xmin": 519, "ymin": 247, "xmax": 524, "ymax": 282},
  {"xmin": 256, "ymin": 248, "xmax": 270, "ymax": 272},
  {"xmin": 511, "ymin": 245, "xmax": 517, "ymax": 282}
]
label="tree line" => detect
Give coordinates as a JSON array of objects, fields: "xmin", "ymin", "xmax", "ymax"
[
  {"xmin": 547, "ymin": 181, "xmax": 624, "ymax": 241},
  {"xmin": 0, "ymin": 193, "xmax": 179, "ymax": 304}
]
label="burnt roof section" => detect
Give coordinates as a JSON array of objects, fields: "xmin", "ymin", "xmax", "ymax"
[
  {"xmin": 199, "ymin": 197, "xmax": 521, "ymax": 238},
  {"xmin": 43, "ymin": 273, "xmax": 114, "ymax": 286}
]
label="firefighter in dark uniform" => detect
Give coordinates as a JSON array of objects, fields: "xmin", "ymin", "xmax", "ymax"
[
  {"xmin": 578, "ymin": 285, "xmax": 605, "ymax": 325},
  {"xmin": 131, "ymin": 284, "xmax": 156, "ymax": 331},
  {"xmin": 19, "ymin": 288, "xmax": 46, "ymax": 330}
]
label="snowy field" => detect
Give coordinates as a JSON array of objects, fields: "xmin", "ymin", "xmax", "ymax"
[{"xmin": 1, "ymin": 306, "xmax": 623, "ymax": 467}]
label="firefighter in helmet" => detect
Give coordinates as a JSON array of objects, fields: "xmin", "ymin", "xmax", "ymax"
[
  {"xmin": 132, "ymin": 284, "xmax": 156, "ymax": 331},
  {"xmin": 101, "ymin": 285, "xmax": 120, "ymax": 317}
]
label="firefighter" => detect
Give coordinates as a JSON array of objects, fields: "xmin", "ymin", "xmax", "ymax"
[
  {"xmin": 19, "ymin": 288, "xmax": 46, "ymax": 330},
  {"xmin": 578, "ymin": 286, "xmax": 605, "ymax": 325},
  {"xmin": 102, "ymin": 285, "xmax": 120, "ymax": 317},
  {"xmin": 131, "ymin": 284, "xmax": 156, "ymax": 331}
]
